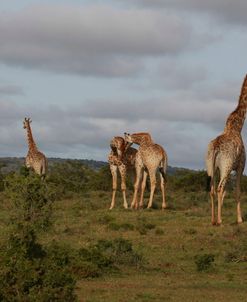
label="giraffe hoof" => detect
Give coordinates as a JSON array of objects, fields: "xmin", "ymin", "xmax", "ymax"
[
  {"xmin": 211, "ymin": 221, "xmax": 216, "ymax": 226},
  {"xmin": 237, "ymin": 219, "xmax": 243, "ymax": 224},
  {"xmin": 216, "ymin": 222, "xmax": 222, "ymax": 227}
]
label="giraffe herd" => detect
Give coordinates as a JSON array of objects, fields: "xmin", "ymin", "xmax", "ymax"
[
  {"xmin": 109, "ymin": 75, "xmax": 247, "ymax": 226},
  {"xmin": 22, "ymin": 75, "xmax": 247, "ymax": 226}
]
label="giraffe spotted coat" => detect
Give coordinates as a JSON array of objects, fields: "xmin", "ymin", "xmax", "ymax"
[
  {"xmin": 23, "ymin": 118, "xmax": 47, "ymax": 177},
  {"xmin": 124, "ymin": 132, "xmax": 168, "ymax": 209},
  {"xmin": 206, "ymin": 75, "xmax": 247, "ymax": 225},
  {"xmin": 108, "ymin": 136, "xmax": 137, "ymax": 209}
]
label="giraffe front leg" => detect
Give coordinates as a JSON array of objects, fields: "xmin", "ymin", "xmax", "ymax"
[
  {"xmin": 131, "ymin": 165, "xmax": 143, "ymax": 210},
  {"xmin": 119, "ymin": 164, "xmax": 128, "ymax": 209},
  {"xmin": 109, "ymin": 165, "xmax": 118, "ymax": 210}
]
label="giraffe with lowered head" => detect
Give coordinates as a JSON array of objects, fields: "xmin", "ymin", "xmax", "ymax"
[
  {"xmin": 206, "ymin": 75, "xmax": 247, "ymax": 225},
  {"xmin": 124, "ymin": 132, "xmax": 168, "ymax": 209},
  {"xmin": 108, "ymin": 136, "xmax": 137, "ymax": 209},
  {"xmin": 23, "ymin": 117, "xmax": 47, "ymax": 178}
]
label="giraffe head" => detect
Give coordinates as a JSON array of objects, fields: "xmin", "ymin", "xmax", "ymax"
[
  {"xmin": 110, "ymin": 136, "xmax": 127, "ymax": 156},
  {"xmin": 23, "ymin": 117, "xmax": 32, "ymax": 129},
  {"xmin": 124, "ymin": 132, "xmax": 152, "ymax": 145}
]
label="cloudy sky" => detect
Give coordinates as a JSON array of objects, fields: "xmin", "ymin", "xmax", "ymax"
[{"xmin": 0, "ymin": 0, "xmax": 246, "ymax": 169}]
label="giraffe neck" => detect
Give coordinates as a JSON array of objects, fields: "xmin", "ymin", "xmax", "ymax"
[
  {"xmin": 132, "ymin": 134, "xmax": 153, "ymax": 147},
  {"xmin": 224, "ymin": 79, "xmax": 247, "ymax": 134},
  {"xmin": 26, "ymin": 124, "xmax": 38, "ymax": 152},
  {"xmin": 224, "ymin": 103, "xmax": 246, "ymax": 133}
]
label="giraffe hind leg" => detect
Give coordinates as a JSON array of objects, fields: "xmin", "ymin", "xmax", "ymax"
[
  {"xmin": 236, "ymin": 168, "xmax": 243, "ymax": 224},
  {"xmin": 147, "ymin": 170, "xmax": 157, "ymax": 209},
  {"xmin": 216, "ymin": 176, "xmax": 228, "ymax": 226},
  {"xmin": 160, "ymin": 172, "xmax": 167, "ymax": 209},
  {"xmin": 109, "ymin": 165, "xmax": 118, "ymax": 210},
  {"xmin": 119, "ymin": 164, "xmax": 128, "ymax": 209}
]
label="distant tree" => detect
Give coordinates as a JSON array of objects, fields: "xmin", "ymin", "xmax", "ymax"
[
  {"xmin": 169, "ymin": 170, "xmax": 208, "ymax": 192},
  {"xmin": 48, "ymin": 160, "xmax": 94, "ymax": 196}
]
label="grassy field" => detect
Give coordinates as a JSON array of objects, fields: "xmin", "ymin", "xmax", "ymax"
[{"xmin": 1, "ymin": 189, "xmax": 247, "ymax": 302}]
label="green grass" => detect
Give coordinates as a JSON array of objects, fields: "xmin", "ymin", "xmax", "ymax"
[{"xmin": 1, "ymin": 190, "xmax": 247, "ymax": 301}]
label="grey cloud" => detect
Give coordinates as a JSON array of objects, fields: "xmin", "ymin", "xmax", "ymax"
[
  {"xmin": 158, "ymin": 61, "xmax": 208, "ymax": 90},
  {"xmin": 79, "ymin": 95, "xmax": 234, "ymax": 129},
  {"xmin": 0, "ymin": 4, "xmax": 207, "ymax": 77},
  {"xmin": 0, "ymin": 84, "xmax": 24, "ymax": 96},
  {"xmin": 0, "ymin": 87, "xmax": 244, "ymax": 169},
  {"xmin": 121, "ymin": 0, "xmax": 247, "ymax": 26}
]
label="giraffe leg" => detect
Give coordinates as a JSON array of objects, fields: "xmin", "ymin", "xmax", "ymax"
[
  {"xmin": 210, "ymin": 182, "xmax": 216, "ymax": 225},
  {"xmin": 131, "ymin": 165, "xmax": 143, "ymax": 209},
  {"xmin": 139, "ymin": 170, "xmax": 148, "ymax": 209},
  {"xmin": 160, "ymin": 172, "xmax": 167, "ymax": 210},
  {"xmin": 147, "ymin": 170, "xmax": 157, "ymax": 209},
  {"xmin": 109, "ymin": 165, "xmax": 118, "ymax": 210},
  {"xmin": 119, "ymin": 164, "xmax": 128, "ymax": 209},
  {"xmin": 236, "ymin": 169, "xmax": 243, "ymax": 224},
  {"xmin": 217, "ymin": 178, "xmax": 227, "ymax": 225}
]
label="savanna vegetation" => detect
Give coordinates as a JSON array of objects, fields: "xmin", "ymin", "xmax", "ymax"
[{"xmin": 0, "ymin": 160, "xmax": 247, "ymax": 301}]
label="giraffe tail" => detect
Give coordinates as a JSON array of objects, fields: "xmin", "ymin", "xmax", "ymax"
[
  {"xmin": 206, "ymin": 176, "xmax": 211, "ymax": 192},
  {"xmin": 40, "ymin": 158, "xmax": 48, "ymax": 179},
  {"xmin": 159, "ymin": 155, "xmax": 168, "ymax": 182},
  {"xmin": 206, "ymin": 149, "xmax": 218, "ymax": 192}
]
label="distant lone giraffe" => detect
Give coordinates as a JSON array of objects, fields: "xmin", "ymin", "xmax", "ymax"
[
  {"xmin": 206, "ymin": 75, "xmax": 247, "ymax": 225},
  {"xmin": 23, "ymin": 117, "xmax": 47, "ymax": 178},
  {"xmin": 108, "ymin": 136, "xmax": 137, "ymax": 209},
  {"xmin": 124, "ymin": 132, "xmax": 168, "ymax": 209}
]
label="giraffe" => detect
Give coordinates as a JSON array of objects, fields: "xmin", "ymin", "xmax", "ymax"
[
  {"xmin": 206, "ymin": 75, "xmax": 247, "ymax": 225},
  {"xmin": 23, "ymin": 117, "xmax": 47, "ymax": 178},
  {"xmin": 124, "ymin": 132, "xmax": 168, "ymax": 209},
  {"xmin": 108, "ymin": 136, "xmax": 137, "ymax": 210}
]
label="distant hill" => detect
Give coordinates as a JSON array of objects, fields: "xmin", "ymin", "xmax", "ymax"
[
  {"xmin": 0, "ymin": 157, "xmax": 192, "ymax": 175},
  {"xmin": 0, "ymin": 157, "xmax": 107, "ymax": 174}
]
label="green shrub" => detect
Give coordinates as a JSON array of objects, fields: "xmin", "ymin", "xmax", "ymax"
[
  {"xmin": 120, "ymin": 223, "xmax": 135, "ymax": 231},
  {"xmin": 51, "ymin": 238, "xmax": 144, "ymax": 280},
  {"xmin": 48, "ymin": 160, "xmax": 93, "ymax": 197},
  {"xmin": 194, "ymin": 254, "xmax": 215, "ymax": 272},
  {"xmin": 96, "ymin": 238, "xmax": 144, "ymax": 267},
  {"xmin": 0, "ymin": 174, "xmax": 77, "ymax": 301},
  {"xmin": 108, "ymin": 222, "xmax": 121, "ymax": 231},
  {"xmin": 155, "ymin": 228, "xmax": 164, "ymax": 235},
  {"xmin": 98, "ymin": 214, "xmax": 115, "ymax": 224},
  {"xmin": 108, "ymin": 222, "xmax": 135, "ymax": 231},
  {"xmin": 136, "ymin": 217, "xmax": 156, "ymax": 235},
  {"xmin": 4, "ymin": 173, "xmax": 55, "ymax": 232}
]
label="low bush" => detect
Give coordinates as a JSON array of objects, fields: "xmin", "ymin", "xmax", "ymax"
[
  {"xmin": 194, "ymin": 254, "xmax": 215, "ymax": 272},
  {"xmin": 0, "ymin": 174, "xmax": 77, "ymax": 301}
]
